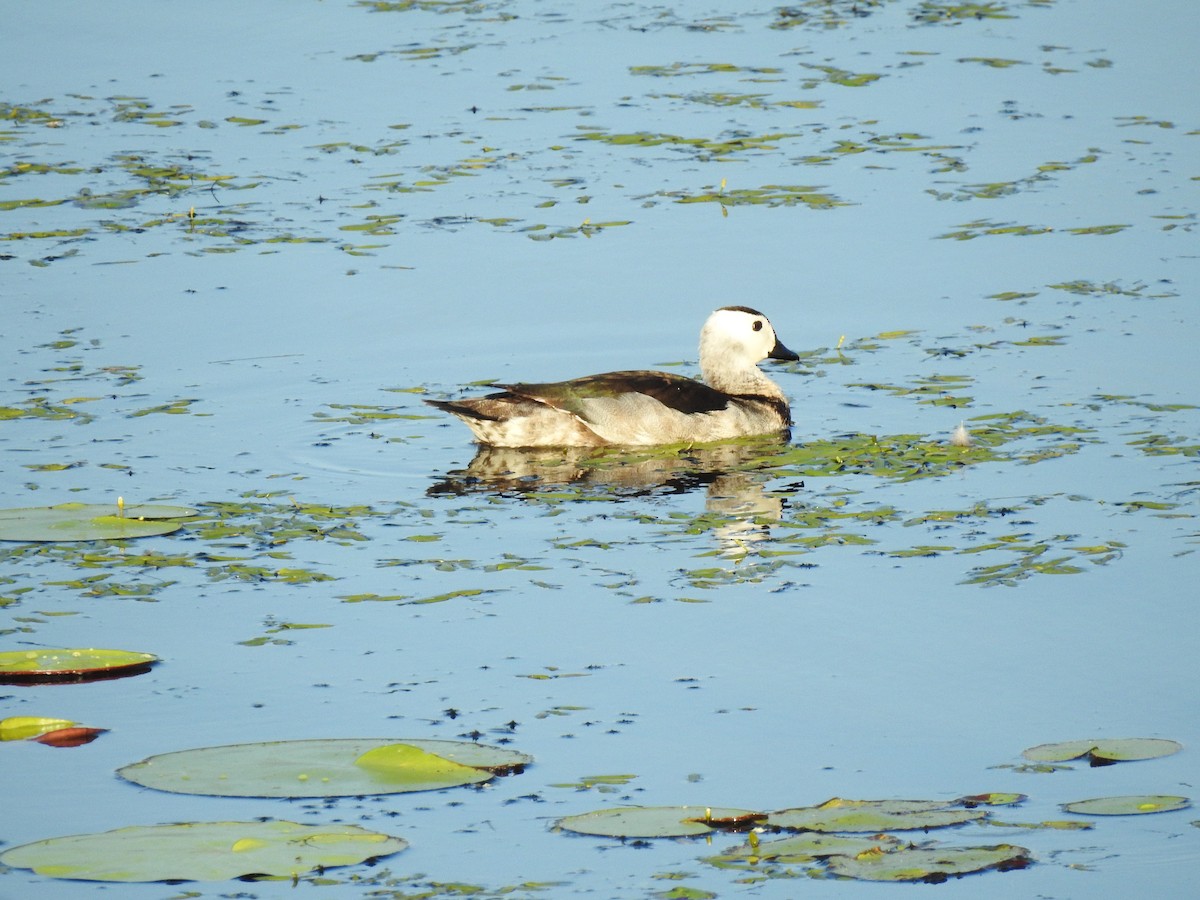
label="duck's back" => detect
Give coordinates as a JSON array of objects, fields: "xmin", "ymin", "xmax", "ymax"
[{"xmin": 428, "ymin": 370, "xmax": 789, "ymax": 447}]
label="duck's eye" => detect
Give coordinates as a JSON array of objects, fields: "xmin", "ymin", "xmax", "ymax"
[{"xmin": 752, "ymin": 320, "xmax": 763, "ymax": 332}]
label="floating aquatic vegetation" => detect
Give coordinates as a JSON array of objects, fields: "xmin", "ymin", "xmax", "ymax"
[
  {"xmin": 556, "ymin": 806, "xmax": 765, "ymax": 838},
  {"xmin": 824, "ymin": 842, "xmax": 1031, "ymax": 882},
  {"xmin": 519, "ymin": 220, "xmax": 632, "ymax": 240},
  {"xmin": 652, "ymin": 183, "xmax": 850, "ymax": 210},
  {"xmin": 0, "ymin": 101, "xmax": 70, "ymax": 127},
  {"xmin": 0, "ymin": 197, "xmax": 69, "ymax": 211},
  {"xmin": 927, "ymin": 151, "xmax": 1101, "ymax": 201},
  {"xmin": 1125, "ymin": 433, "xmax": 1200, "ymax": 458},
  {"xmin": 770, "ymin": 0, "xmax": 889, "ymax": 31},
  {"xmin": 958, "ymin": 57, "xmax": 1027, "ymax": 68},
  {"xmin": 1021, "ymin": 738, "xmax": 1182, "ymax": 766},
  {"xmin": 651, "ymin": 91, "xmax": 820, "ymax": 111},
  {"xmin": 1047, "ymin": 279, "xmax": 1176, "ymax": 299},
  {"xmin": 767, "ymin": 797, "xmax": 994, "ymax": 832},
  {"xmin": 0, "ymin": 502, "xmax": 197, "ymax": 542},
  {"xmin": 1062, "ymin": 796, "xmax": 1190, "ymax": 816},
  {"xmin": 0, "ymin": 820, "xmax": 407, "ymax": 883},
  {"xmin": 314, "ymin": 139, "xmax": 409, "ymax": 155},
  {"xmin": 0, "ymin": 716, "xmax": 107, "ymax": 747},
  {"xmin": 574, "ymin": 128, "xmax": 802, "ymax": 159},
  {"xmin": 706, "ymin": 832, "xmax": 905, "ymax": 869},
  {"xmin": 764, "ymin": 431, "xmax": 987, "ymax": 481},
  {"xmin": 190, "ymin": 495, "xmax": 388, "ymax": 547},
  {"xmin": 239, "ymin": 617, "xmax": 332, "ymax": 647},
  {"xmin": 118, "ymin": 738, "xmax": 531, "ymax": 798},
  {"xmin": 0, "ymin": 647, "xmax": 157, "ymax": 683},
  {"xmin": 940, "ymin": 220, "xmax": 1132, "ymax": 239},
  {"xmin": 1115, "ymin": 115, "xmax": 1175, "ymax": 129},
  {"xmin": 355, "ymin": 0, "xmax": 495, "ymax": 12},
  {"xmin": 797, "ymin": 63, "xmax": 883, "ymax": 88},
  {"xmin": 551, "ymin": 773, "xmax": 637, "ymax": 792},
  {"xmin": 558, "ymin": 795, "xmax": 1019, "ymax": 840},
  {"xmin": 629, "ymin": 62, "xmax": 784, "ymax": 78},
  {"xmin": 1067, "ymin": 224, "xmax": 1130, "ymax": 235},
  {"xmin": 956, "ymin": 532, "xmax": 1122, "ymax": 586},
  {"xmin": 0, "ymin": 716, "xmax": 78, "ymax": 740},
  {"xmin": 558, "ymin": 797, "xmax": 1033, "ymax": 882},
  {"xmin": 849, "ymin": 373, "xmax": 975, "ymax": 407},
  {"xmin": 347, "ymin": 43, "xmax": 477, "ymax": 62},
  {"xmin": 938, "ymin": 219, "xmax": 1053, "ymax": 239},
  {"xmin": 0, "ymin": 397, "xmax": 97, "ymax": 423},
  {"xmin": 913, "ymin": 2, "xmax": 1016, "ymax": 25},
  {"xmin": 125, "ymin": 398, "xmax": 203, "ymax": 417}
]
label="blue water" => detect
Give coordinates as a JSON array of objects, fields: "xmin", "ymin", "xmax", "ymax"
[{"xmin": 2, "ymin": 1, "xmax": 1198, "ymax": 897}]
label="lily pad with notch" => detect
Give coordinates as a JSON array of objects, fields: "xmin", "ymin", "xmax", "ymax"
[
  {"xmin": 117, "ymin": 738, "xmax": 531, "ymax": 798},
  {"xmin": 1021, "ymin": 737, "xmax": 1182, "ymax": 766},
  {"xmin": 555, "ymin": 806, "xmax": 766, "ymax": 838}
]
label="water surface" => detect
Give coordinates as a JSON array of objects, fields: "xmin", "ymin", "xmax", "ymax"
[{"xmin": 2, "ymin": 1, "xmax": 1198, "ymax": 897}]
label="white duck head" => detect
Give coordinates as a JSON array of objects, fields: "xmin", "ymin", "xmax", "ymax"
[{"xmin": 698, "ymin": 306, "xmax": 798, "ymax": 396}]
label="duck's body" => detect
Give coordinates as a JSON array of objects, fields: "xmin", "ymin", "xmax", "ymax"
[{"xmin": 425, "ymin": 306, "xmax": 798, "ymax": 448}]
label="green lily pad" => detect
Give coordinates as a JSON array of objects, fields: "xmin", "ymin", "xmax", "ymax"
[
  {"xmin": 0, "ymin": 648, "xmax": 158, "ymax": 684},
  {"xmin": 0, "ymin": 502, "xmax": 197, "ymax": 542},
  {"xmin": 117, "ymin": 738, "xmax": 531, "ymax": 798},
  {"xmin": 555, "ymin": 806, "xmax": 765, "ymax": 838},
  {"xmin": 1062, "ymin": 795, "xmax": 1190, "ymax": 816},
  {"xmin": 767, "ymin": 798, "xmax": 987, "ymax": 832},
  {"xmin": 0, "ymin": 820, "xmax": 406, "ymax": 882},
  {"xmin": 825, "ymin": 843, "xmax": 1032, "ymax": 882},
  {"xmin": 1022, "ymin": 738, "xmax": 1182, "ymax": 765}
]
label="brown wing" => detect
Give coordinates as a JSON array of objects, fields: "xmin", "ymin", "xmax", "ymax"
[{"xmin": 503, "ymin": 371, "xmax": 732, "ymax": 418}]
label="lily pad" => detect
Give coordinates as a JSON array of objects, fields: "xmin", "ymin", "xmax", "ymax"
[
  {"xmin": 0, "ymin": 716, "xmax": 76, "ymax": 740},
  {"xmin": 117, "ymin": 738, "xmax": 531, "ymax": 798},
  {"xmin": 1021, "ymin": 738, "xmax": 1182, "ymax": 765},
  {"xmin": 707, "ymin": 832, "xmax": 903, "ymax": 867},
  {"xmin": 767, "ymin": 798, "xmax": 987, "ymax": 832},
  {"xmin": 1062, "ymin": 795, "xmax": 1190, "ymax": 816},
  {"xmin": 0, "ymin": 648, "xmax": 158, "ymax": 684},
  {"xmin": 0, "ymin": 502, "xmax": 197, "ymax": 542},
  {"xmin": 825, "ymin": 843, "xmax": 1032, "ymax": 882},
  {"xmin": 0, "ymin": 820, "xmax": 406, "ymax": 882},
  {"xmin": 555, "ymin": 806, "xmax": 765, "ymax": 838}
]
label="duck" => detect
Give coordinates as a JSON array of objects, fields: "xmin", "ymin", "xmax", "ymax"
[{"xmin": 424, "ymin": 306, "xmax": 799, "ymax": 448}]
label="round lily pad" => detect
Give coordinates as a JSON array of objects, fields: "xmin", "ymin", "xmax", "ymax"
[
  {"xmin": 767, "ymin": 798, "xmax": 987, "ymax": 833},
  {"xmin": 0, "ymin": 648, "xmax": 158, "ymax": 684},
  {"xmin": 1062, "ymin": 795, "xmax": 1190, "ymax": 816},
  {"xmin": 555, "ymin": 806, "xmax": 765, "ymax": 838},
  {"xmin": 0, "ymin": 820, "xmax": 406, "ymax": 882},
  {"xmin": 117, "ymin": 738, "xmax": 531, "ymax": 798},
  {"xmin": 0, "ymin": 502, "xmax": 196, "ymax": 542},
  {"xmin": 825, "ymin": 843, "xmax": 1032, "ymax": 882},
  {"xmin": 1022, "ymin": 738, "xmax": 1182, "ymax": 765}
]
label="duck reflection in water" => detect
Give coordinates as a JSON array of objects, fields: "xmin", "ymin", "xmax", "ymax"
[{"xmin": 427, "ymin": 440, "xmax": 796, "ymax": 559}]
